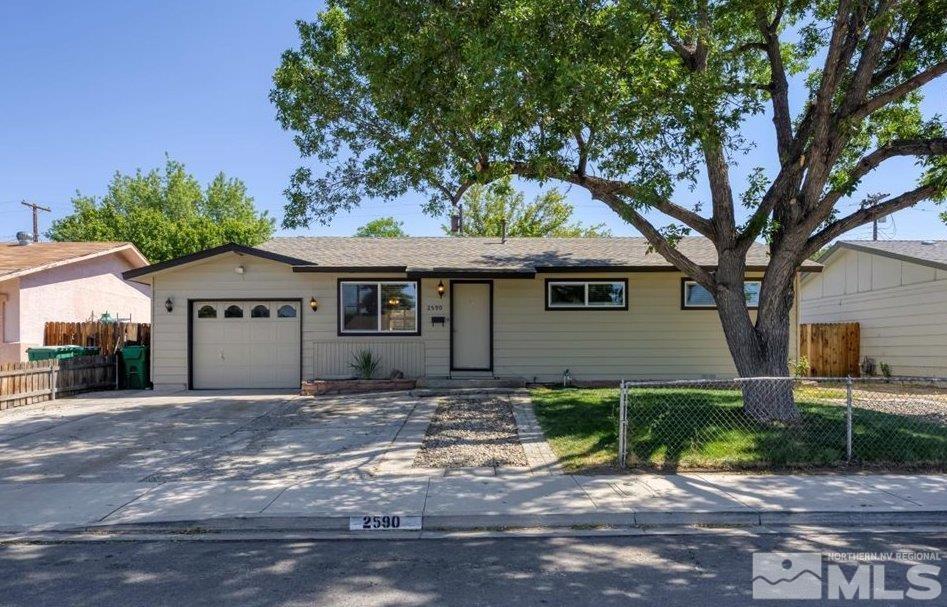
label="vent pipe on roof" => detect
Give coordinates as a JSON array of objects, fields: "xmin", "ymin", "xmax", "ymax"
[
  {"xmin": 501, "ymin": 219, "xmax": 507, "ymax": 244},
  {"xmin": 15, "ymin": 231, "xmax": 32, "ymax": 246},
  {"xmin": 921, "ymin": 240, "xmax": 935, "ymax": 245}
]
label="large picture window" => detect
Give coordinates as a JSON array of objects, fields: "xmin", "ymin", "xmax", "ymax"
[
  {"xmin": 682, "ymin": 280, "xmax": 761, "ymax": 309},
  {"xmin": 546, "ymin": 280, "xmax": 627, "ymax": 310},
  {"xmin": 340, "ymin": 280, "xmax": 419, "ymax": 334}
]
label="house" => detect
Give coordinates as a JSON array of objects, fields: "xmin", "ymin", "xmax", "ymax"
[
  {"xmin": 0, "ymin": 240, "xmax": 151, "ymax": 363},
  {"xmin": 801, "ymin": 240, "xmax": 947, "ymax": 377},
  {"xmin": 123, "ymin": 237, "xmax": 820, "ymax": 390}
]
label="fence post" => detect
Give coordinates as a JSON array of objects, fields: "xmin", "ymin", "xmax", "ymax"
[
  {"xmin": 618, "ymin": 380, "xmax": 628, "ymax": 469},
  {"xmin": 845, "ymin": 376, "xmax": 853, "ymax": 462},
  {"xmin": 50, "ymin": 361, "xmax": 58, "ymax": 401}
]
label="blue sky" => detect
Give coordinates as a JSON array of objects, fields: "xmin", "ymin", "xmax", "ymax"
[{"xmin": 1, "ymin": 0, "xmax": 945, "ymax": 242}]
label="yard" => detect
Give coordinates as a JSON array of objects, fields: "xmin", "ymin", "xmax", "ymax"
[{"xmin": 530, "ymin": 385, "xmax": 947, "ymax": 472}]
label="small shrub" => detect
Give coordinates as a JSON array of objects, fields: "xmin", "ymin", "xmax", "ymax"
[
  {"xmin": 789, "ymin": 356, "xmax": 811, "ymax": 378},
  {"xmin": 880, "ymin": 361, "xmax": 892, "ymax": 379},
  {"xmin": 349, "ymin": 350, "xmax": 381, "ymax": 379}
]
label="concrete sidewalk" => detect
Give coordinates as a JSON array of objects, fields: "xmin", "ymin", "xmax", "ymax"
[{"xmin": 1, "ymin": 473, "xmax": 946, "ymax": 534}]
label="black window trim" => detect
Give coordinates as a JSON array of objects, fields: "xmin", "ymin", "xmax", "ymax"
[
  {"xmin": 337, "ymin": 278, "xmax": 422, "ymax": 336},
  {"xmin": 680, "ymin": 278, "xmax": 761, "ymax": 310},
  {"xmin": 544, "ymin": 278, "xmax": 629, "ymax": 311}
]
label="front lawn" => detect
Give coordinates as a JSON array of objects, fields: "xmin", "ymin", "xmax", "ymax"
[{"xmin": 530, "ymin": 387, "xmax": 947, "ymax": 472}]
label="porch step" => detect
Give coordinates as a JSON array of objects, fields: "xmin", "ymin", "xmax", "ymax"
[{"xmin": 414, "ymin": 377, "xmax": 527, "ymax": 389}]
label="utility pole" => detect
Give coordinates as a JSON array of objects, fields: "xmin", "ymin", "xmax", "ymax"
[{"xmin": 20, "ymin": 201, "xmax": 51, "ymax": 242}]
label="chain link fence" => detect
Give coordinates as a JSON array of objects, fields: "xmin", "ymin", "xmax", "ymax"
[{"xmin": 617, "ymin": 377, "xmax": 947, "ymax": 471}]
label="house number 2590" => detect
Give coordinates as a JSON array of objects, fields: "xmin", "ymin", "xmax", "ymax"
[{"xmin": 426, "ymin": 304, "xmax": 443, "ymax": 312}]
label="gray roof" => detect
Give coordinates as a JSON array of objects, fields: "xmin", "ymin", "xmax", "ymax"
[
  {"xmin": 823, "ymin": 240, "xmax": 947, "ymax": 272},
  {"xmin": 259, "ymin": 237, "xmax": 819, "ymax": 273}
]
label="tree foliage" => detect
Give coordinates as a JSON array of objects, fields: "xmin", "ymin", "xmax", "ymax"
[
  {"xmin": 271, "ymin": 0, "xmax": 947, "ymax": 398},
  {"xmin": 449, "ymin": 176, "xmax": 608, "ymax": 237},
  {"xmin": 355, "ymin": 216, "xmax": 408, "ymax": 237},
  {"xmin": 47, "ymin": 158, "xmax": 274, "ymax": 263}
]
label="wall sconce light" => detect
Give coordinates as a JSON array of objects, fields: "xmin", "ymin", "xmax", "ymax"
[
  {"xmin": 309, "ymin": 297, "xmax": 319, "ymax": 312},
  {"xmin": 436, "ymin": 280, "xmax": 446, "ymax": 299},
  {"xmin": 235, "ymin": 265, "xmax": 245, "ymax": 274},
  {"xmin": 164, "ymin": 297, "xmax": 174, "ymax": 313}
]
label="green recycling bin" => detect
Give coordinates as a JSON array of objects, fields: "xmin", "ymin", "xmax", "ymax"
[
  {"xmin": 27, "ymin": 345, "xmax": 98, "ymax": 362},
  {"xmin": 121, "ymin": 345, "xmax": 150, "ymax": 389}
]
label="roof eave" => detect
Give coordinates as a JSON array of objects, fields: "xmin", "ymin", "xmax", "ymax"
[
  {"xmin": 122, "ymin": 243, "xmax": 312, "ymax": 280},
  {"xmin": 826, "ymin": 241, "xmax": 947, "ymax": 273}
]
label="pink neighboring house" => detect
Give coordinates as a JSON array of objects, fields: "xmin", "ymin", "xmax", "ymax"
[{"xmin": 0, "ymin": 241, "xmax": 151, "ymax": 363}]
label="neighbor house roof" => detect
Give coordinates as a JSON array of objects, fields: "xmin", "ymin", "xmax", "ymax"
[
  {"xmin": 818, "ymin": 240, "xmax": 947, "ymax": 272},
  {"xmin": 0, "ymin": 241, "xmax": 149, "ymax": 282},
  {"xmin": 123, "ymin": 237, "xmax": 821, "ymax": 280}
]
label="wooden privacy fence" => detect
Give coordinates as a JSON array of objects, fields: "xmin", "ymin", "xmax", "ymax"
[
  {"xmin": 0, "ymin": 355, "xmax": 117, "ymax": 410},
  {"xmin": 43, "ymin": 321, "xmax": 150, "ymax": 356},
  {"xmin": 799, "ymin": 322, "xmax": 860, "ymax": 377}
]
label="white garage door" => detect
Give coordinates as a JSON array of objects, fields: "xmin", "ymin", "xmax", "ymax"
[{"xmin": 192, "ymin": 300, "xmax": 301, "ymax": 389}]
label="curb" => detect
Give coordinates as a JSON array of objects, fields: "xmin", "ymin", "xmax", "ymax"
[{"xmin": 55, "ymin": 509, "xmax": 947, "ymax": 536}]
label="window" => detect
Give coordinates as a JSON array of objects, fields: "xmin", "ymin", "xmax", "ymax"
[
  {"xmin": 250, "ymin": 304, "xmax": 270, "ymax": 318},
  {"xmin": 277, "ymin": 304, "xmax": 297, "ymax": 318},
  {"xmin": 546, "ymin": 280, "xmax": 627, "ymax": 310},
  {"xmin": 340, "ymin": 281, "xmax": 419, "ymax": 334},
  {"xmin": 682, "ymin": 280, "xmax": 761, "ymax": 309},
  {"xmin": 224, "ymin": 304, "xmax": 244, "ymax": 318},
  {"xmin": 197, "ymin": 305, "xmax": 217, "ymax": 319}
]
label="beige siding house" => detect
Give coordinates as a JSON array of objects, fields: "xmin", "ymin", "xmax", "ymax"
[
  {"xmin": 125, "ymin": 237, "xmax": 816, "ymax": 390},
  {"xmin": 801, "ymin": 240, "xmax": 947, "ymax": 377}
]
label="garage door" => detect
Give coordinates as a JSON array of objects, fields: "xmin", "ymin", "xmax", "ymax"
[{"xmin": 192, "ymin": 300, "xmax": 301, "ymax": 389}]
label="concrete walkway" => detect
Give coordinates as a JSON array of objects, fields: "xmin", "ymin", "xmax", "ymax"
[{"xmin": 2, "ymin": 473, "xmax": 946, "ymax": 534}]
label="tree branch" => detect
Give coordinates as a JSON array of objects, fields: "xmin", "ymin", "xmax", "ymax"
[
  {"xmin": 755, "ymin": 7, "xmax": 792, "ymax": 160},
  {"xmin": 592, "ymin": 188, "xmax": 717, "ymax": 288},
  {"xmin": 821, "ymin": 137, "xmax": 947, "ymax": 208},
  {"xmin": 805, "ymin": 184, "xmax": 938, "ymax": 257},
  {"xmin": 849, "ymin": 59, "xmax": 947, "ymax": 122}
]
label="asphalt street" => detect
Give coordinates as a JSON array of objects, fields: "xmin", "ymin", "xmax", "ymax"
[{"xmin": 1, "ymin": 529, "xmax": 945, "ymax": 606}]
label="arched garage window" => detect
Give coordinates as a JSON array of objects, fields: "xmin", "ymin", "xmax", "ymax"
[
  {"xmin": 277, "ymin": 304, "xmax": 297, "ymax": 318},
  {"xmin": 197, "ymin": 305, "xmax": 217, "ymax": 319},
  {"xmin": 251, "ymin": 304, "xmax": 270, "ymax": 318},
  {"xmin": 224, "ymin": 304, "xmax": 244, "ymax": 318}
]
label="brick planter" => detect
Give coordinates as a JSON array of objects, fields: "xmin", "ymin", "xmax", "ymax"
[{"xmin": 300, "ymin": 378, "xmax": 416, "ymax": 396}]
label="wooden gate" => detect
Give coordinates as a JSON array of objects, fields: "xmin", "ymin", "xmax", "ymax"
[{"xmin": 799, "ymin": 322, "xmax": 860, "ymax": 377}]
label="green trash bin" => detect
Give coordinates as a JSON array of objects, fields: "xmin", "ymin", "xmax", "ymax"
[
  {"xmin": 121, "ymin": 345, "xmax": 149, "ymax": 389},
  {"xmin": 26, "ymin": 345, "xmax": 95, "ymax": 362}
]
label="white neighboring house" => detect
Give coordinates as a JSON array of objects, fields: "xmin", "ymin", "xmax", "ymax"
[{"xmin": 801, "ymin": 240, "xmax": 947, "ymax": 377}]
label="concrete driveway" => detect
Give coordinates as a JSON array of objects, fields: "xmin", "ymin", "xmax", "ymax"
[{"xmin": 0, "ymin": 390, "xmax": 423, "ymax": 482}]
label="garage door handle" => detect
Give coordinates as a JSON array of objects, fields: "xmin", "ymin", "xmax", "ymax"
[{"xmin": 219, "ymin": 350, "xmax": 225, "ymax": 360}]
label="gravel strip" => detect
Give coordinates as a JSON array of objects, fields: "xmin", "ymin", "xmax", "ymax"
[{"xmin": 413, "ymin": 396, "xmax": 527, "ymax": 468}]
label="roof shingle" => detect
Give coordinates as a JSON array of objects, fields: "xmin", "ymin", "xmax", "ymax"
[
  {"xmin": 0, "ymin": 241, "xmax": 146, "ymax": 281},
  {"xmin": 259, "ymin": 236, "xmax": 818, "ymax": 272}
]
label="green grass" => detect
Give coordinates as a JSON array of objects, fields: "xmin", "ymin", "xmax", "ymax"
[{"xmin": 530, "ymin": 387, "xmax": 947, "ymax": 472}]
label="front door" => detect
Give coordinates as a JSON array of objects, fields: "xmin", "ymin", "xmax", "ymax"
[{"xmin": 451, "ymin": 281, "xmax": 492, "ymax": 371}]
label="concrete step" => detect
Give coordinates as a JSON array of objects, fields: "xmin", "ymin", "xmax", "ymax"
[{"xmin": 415, "ymin": 377, "xmax": 526, "ymax": 389}]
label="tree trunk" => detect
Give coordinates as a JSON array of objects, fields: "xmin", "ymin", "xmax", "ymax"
[{"xmin": 714, "ymin": 273, "xmax": 800, "ymax": 423}]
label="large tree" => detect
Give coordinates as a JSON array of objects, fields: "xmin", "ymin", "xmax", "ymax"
[
  {"xmin": 272, "ymin": 1, "xmax": 947, "ymax": 419},
  {"xmin": 48, "ymin": 158, "xmax": 274, "ymax": 263},
  {"xmin": 449, "ymin": 176, "xmax": 609, "ymax": 237}
]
